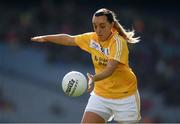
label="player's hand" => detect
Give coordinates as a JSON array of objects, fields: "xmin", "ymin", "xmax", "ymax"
[
  {"xmin": 87, "ymin": 73, "xmax": 94, "ymax": 93},
  {"xmin": 31, "ymin": 36, "xmax": 46, "ymax": 42}
]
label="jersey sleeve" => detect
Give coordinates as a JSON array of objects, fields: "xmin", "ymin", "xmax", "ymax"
[
  {"xmin": 109, "ymin": 35, "xmax": 127, "ymax": 64},
  {"xmin": 74, "ymin": 32, "xmax": 92, "ymax": 53}
]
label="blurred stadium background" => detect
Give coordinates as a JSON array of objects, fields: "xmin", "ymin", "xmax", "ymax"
[{"xmin": 0, "ymin": 0, "xmax": 180, "ymax": 123}]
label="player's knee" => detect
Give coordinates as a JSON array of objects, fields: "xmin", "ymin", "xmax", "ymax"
[{"xmin": 81, "ymin": 111, "xmax": 105, "ymax": 123}]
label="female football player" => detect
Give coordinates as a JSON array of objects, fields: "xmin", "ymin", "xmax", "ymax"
[{"xmin": 31, "ymin": 8, "xmax": 141, "ymax": 123}]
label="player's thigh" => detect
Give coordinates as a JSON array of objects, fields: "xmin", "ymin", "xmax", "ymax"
[
  {"xmin": 118, "ymin": 121, "xmax": 138, "ymax": 124},
  {"xmin": 83, "ymin": 93, "xmax": 112, "ymax": 122},
  {"xmin": 113, "ymin": 91, "xmax": 141, "ymax": 122},
  {"xmin": 81, "ymin": 111, "xmax": 105, "ymax": 123}
]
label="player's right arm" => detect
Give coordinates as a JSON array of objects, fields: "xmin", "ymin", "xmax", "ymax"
[{"xmin": 31, "ymin": 34, "xmax": 77, "ymax": 46}]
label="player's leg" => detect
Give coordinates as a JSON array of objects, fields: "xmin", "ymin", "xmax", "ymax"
[
  {"xmin": 118, "ymin": 121, "xmax": 138, "ymax": 124},
  {"xmin": 81, "ymin": 92, "xmax": 112, "ymax": 123},
  {"xmin": 81, "ymin": 111, "xmax": 105, "ymax": 123},
  {"xmin": 113, "ymin": 90, "xmax": 141, "ymax": 123}
]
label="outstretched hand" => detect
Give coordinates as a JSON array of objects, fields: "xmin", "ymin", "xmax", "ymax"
[
  {"xmin": 87, "ymin": 73, "xmax": 94, "ymax": 93},
  {"xmin": 31, "ymin": 36, "xmax": 46, "ymax": 42}
]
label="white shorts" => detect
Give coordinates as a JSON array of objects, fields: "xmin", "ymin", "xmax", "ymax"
[{"xmin": 85, "ymin": 90, "xmax": 141, "ymax": 122}]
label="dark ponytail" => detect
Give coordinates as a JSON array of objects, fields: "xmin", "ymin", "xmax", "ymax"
[{"xmin": 94, "ymin": 8, "xmax": 140, "ymax": 43}]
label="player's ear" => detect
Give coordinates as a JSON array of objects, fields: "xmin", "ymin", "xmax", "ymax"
[{"xmin": 111, "ymin": 22, "xmax": 115, "ymax": 28}]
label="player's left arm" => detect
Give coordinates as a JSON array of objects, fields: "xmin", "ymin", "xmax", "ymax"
[
  {"xmin": 87, "ymin": 59, "xmax": 118, "ymax": 92},
  {"xmin": 93, "ymin": 59, "xmax": 118, "ymax": 82}
]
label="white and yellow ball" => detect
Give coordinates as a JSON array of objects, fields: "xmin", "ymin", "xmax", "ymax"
[{"xmin": 62, "ymin": 71, "xmax": 87, "ymax": 97}]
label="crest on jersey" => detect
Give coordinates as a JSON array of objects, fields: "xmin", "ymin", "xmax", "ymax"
[{"xmin": 90, "ymin": 40, "xmax": 109, "ymax": 56}]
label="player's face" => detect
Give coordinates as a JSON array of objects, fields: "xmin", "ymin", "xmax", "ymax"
[{"xmin": 92, "ymin": 15, "xmax": 114, "ymax": 41}]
